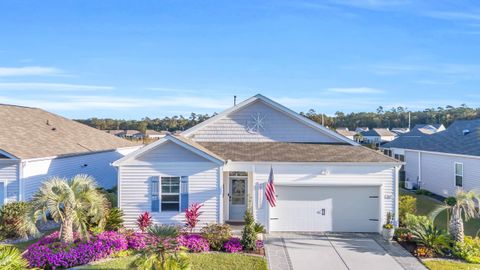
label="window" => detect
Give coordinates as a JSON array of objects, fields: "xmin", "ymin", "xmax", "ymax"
[
  {"xmin": 151, "ymin": 177, "xmax": 159, "ymax": 212},
  {"xmin": 455, "ymin": 162, "xmax": 463, "ymax": 187},
  {"xmin": 399, "ymin": 155, "xmax": 405, "ymax": 162},
  {"xmin": 161, "ymin": 177, "xmax": 180, "ymax": 211}
]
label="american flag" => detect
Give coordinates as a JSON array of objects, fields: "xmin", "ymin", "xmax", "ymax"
[{"xmin": 265, "ymin": 167, "xmax": 276, "ymax": 207}]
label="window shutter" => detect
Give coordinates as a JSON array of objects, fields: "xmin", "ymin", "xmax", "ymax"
[
  {"xmin": 151, "ymin": 176, "xmax": 160, "ymax": 212},
  {"xmin": 180, "ymin": 176, "xmax": 189, "ymax": 212}
]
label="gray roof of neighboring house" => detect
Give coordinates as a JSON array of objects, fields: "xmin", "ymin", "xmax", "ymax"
[
  {"xmin": 198, "ymin": 142, "xmax": 398, "ymax": 163},
  {"xmin": 336, "ymin": 129, "xmax": 357, "ymax": 137},
  {"xmin": 382, "ymin": 119, "xmax": 480, "ymax": 156},
  {"xmin": 361, "ymin": 128, "xmax": 396, "ymax": 137},
  {"xmin": 0, "ymin": 104, "xmax": 137, "ymax": 159}
]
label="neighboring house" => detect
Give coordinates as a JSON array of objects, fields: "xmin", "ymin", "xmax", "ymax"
[
  {"xmin": 0, "ymin": 104, "xmax": 141, "ymax": 206},
  {"xmin": 382, "ymin": 119, "xmax": 480, "ymax": 197},
  {"xmin": 360, "ymin": 128, "xmax": 397, "ymax": 144},
  {"xmin": 335, "ymin": 128, "xmax": 357, "ymax": 141},
  {"xmin": 114, "ymin": 94, "xmax": 401, "ymax": 233},
  {"xmin": 391, "ymin": 128, "xmax": 410, "ymax": 136},
  {"xmin": 145, "ymin": 130, "xmax": 167, "ymax": 139},
  {"xmin": 411, "ymin": 124, "xmax": 445, "ymax": 135},
  {"xmin": 355, "ymin": 127, "xmax": 369, "ymax": 133},
  {"xmin": 106, "ymin": 129, "xmax": 143, "ymax": 139}
]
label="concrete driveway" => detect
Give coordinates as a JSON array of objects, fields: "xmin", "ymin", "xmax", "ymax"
[{"xmin": 265, "ymin": 233, "xmax": 426, "ymax": 270}]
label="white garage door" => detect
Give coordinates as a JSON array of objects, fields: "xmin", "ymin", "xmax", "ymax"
[{"xmin": 270, "ymin": 186, "xmax": 380, "ymax": 232}]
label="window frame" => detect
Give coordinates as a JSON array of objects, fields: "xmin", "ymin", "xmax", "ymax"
[
  {"xmin": 454, "ymin": 162, "xmax": 463, "ymax": 187},
  {"xmin": 160, "ymin": 176, "xmax": 181, "ymax": 212}
]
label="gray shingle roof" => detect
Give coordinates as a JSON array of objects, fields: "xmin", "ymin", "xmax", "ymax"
[
  {"xmin": 361, "ymin": 128, "xmax": 396, "ymax": 137},
  {"xmin": 382, "ymin": 119, "xmax": 480, "ymax": 156},
  {"xmin": 0, "ymin": 104, "xmax": 137, "ymax": 159},
  {"xmin": 198, "ymin": 142, "xmax": 398, "ymax": 163}
]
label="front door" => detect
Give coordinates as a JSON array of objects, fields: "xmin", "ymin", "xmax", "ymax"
[{"xmin": 229, "ymin": 172, "xmax": 248, "ymax": 221}]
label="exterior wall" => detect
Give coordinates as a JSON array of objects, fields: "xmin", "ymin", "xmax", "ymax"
[
  {"xmin": 405, "ymin": 150, "xmax": 480, "ymax": 197},
  {"xmin": 190, "ymin": 100, "xmax": 340, "ymax": 143},
  {"xmin": 405, "ymin": 150, "xmax": 420, "ymax": 185},
  {"xmin": 119, "ymin": 162, "xmax": 220, "ymax": 229},
  {"xmin": 224, "ymin": 162, "xmax": 397, "ymax": 231},
  {"xmin": 22, "ymin": 147, "xmax": 139, "ymax": 200},
  {"xmin": 136, "ymin": 141, "xmax": 207, "ymax": 163},
  {"xmin": 0, "ymin": 159, "xmax": 20, "ymax": 204}
]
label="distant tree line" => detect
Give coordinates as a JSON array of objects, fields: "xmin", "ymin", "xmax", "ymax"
[{"xmin": 76, "ymin": 105, "xmax": 480, "ymax": 132}]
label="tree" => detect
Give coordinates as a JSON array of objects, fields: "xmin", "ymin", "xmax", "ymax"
[
  {"xmin": 431, "ymin": 189, "xmax": 480, "ymax": 242},
  {"xmin": 30, "ymin": 174, "xmax": 109, "ymax": 243}
]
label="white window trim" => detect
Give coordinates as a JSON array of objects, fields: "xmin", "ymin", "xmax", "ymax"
[
  {"xmin": 454, "ymin": 162, "xmax": 463, "ymax": 187},
  {"xmin": 160, "ymin": 176, "xmax": 181, "ymax": 212}
]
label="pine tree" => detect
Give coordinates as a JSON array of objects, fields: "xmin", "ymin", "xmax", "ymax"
[{"xmin": 241, "ymin": 208, "xmax": 257, "ymax": 250}]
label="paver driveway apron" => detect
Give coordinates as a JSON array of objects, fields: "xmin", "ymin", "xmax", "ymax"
[{"xmin": 266, "ymin": 233, "xmax": 425, "ymax": 270}]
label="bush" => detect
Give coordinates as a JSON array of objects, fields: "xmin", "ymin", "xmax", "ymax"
[
  {"xmin": 137, "ymin": 212, "xmax": 152, "ymax": 232},
  {"xmin": 405, "ymin": 214, "xmax": 450, "ymax": 255},
  {"xmin": 177, "ymin": 234, "xmax": 210, "ymax": 252},
  {"xmin": 99, "ymin": 186, "xmax": 118, "ymax": 208},
  {"xmin": 0, "ymin": 245, "xmax": 29, "ymax": 269},
  {"xmin": 254, "ymin": 223, "xmax": 266, "ymax": 234},
  {"xmin": 0, "ymin": 201, "xmax": 32, "ymax": 239},
  {"xmin": 125, "ymin": 231, "xmax": 147, "ymax": 250},
  {"xmin": 105, "ymin": 207, "xmax": 124, "ymax": 231},
  {"xmin": 241, "ymin": 208, "xmax": 257, "ymax": 251},
  {"xmin": 453, "ymin": 236, "xmax": 480, "ymax": 263},
  {"xmin": 223, "ymin": 237, "xmax": 243, "ymax": 253},
  {"xmin": 185, "ymin": 203, "xmax": 202, "ymax": 232},
  {"xmin": 200, "ymin": 224, "xmax": 232, "ymax": 251},
  {"xmin": 24, "ymin": 231, "xmax": 128, "ymax": 269},
  {"xmin": 399, "ymin": 195, "xmax": 417, "ymax": 225}
]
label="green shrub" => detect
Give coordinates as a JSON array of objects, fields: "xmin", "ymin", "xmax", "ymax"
[
  {"xmin": 200, "ymin": 224, "xmax": 232, "ymax": 251},
  {"xmin": 241, "ymin": 208, "xmax": 257, "ymax": 251},
  {"xmin": 399, "ymin": 195, "xmax": 417, "ymax": 225},
  {"xmin": 105, "ymin": 207, "xmax": 124, "ymax": 231},
  {"xmin": 99, "ymin": 186, "xmax": 118, "ymax": 208},
  {"xmin": 0, "ymin": 245, "xmax": 29, "ymax": 269},
  {"xmin": 254, "ymin": 223, "xmax": 266, "ymax": 234},
  {"xmin": 415, "ymin": 189, "xmax": 432, "ymax": 196},
  {"xmin": 0, "ymin": 202, "xmax": 32, "ymax": 239},
  {"xmin": 405, "ymin": 214, "xmax": 450, "ymax": 255},
  {"xmin": 453, "ymin": 236, "xmax": 480, "ymax": 263}
]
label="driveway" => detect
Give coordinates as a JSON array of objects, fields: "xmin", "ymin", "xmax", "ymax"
[{"xmin": 265, "ymin": 233, "xmax": 426, "ymax": 270}]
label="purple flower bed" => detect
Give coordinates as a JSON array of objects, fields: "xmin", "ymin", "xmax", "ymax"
[
  {"xmin": 126, "ymin": 232, "xmax": 147, "ymax": 250},
  {"xmin": 223, "ymin": 237, "xmax": 243, "ymax": 253},
  {"xmin": 256, "ymin": 240, "xmax": 264, "ymax": 250},
  {"xmin": 23, "ymin": 231, "xmax": 127, "ymax": 269},
  {"xmin": 177, "ymin": 234, "xmax": 210, "ymax": 252}
]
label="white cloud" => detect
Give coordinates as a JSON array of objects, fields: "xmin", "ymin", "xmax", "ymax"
[
  {"xmin": 426, "ymin": 11, "xmax": 480, "ymax": 22},
  {"xmin": 326, "ymin": 87, "xmax": 384, "ymax": 94},
  {"xmin": 0, "ymin": 82, "xmax": 115, "ymax": 91},
  {"xmin": 0, "ymin": 66, "xmax": 64, "ymax": 77}
]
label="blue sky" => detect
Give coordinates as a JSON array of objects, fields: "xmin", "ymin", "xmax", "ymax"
[{"xmin": 0, "ymin": 0, "xmax": 479, "ymax": 119}]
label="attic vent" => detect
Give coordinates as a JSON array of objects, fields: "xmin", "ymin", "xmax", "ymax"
[{"xmin": 463, "ymin": 129, "xmax": 470, "ymax": 135}]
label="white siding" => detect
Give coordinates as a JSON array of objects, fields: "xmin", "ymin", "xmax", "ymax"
[
  {"xmin": 244, "ymin": 164, "xmax": 396, "ymax": 231},
  {"xmin": 119, "ymin": 163, "xmax": 220, "ymax": 229},
  {"xmin": 0, "ymin": 160, "xmax": 20, "ymax": 203},
  {"xmin": 405, "ymin": 150, "xmax": 480, "ymax": 197},
  {"xmin": 190, "ymin": 100, "xmax": 340, "ymax": 143},
  {"xmin": 23, "ymin": 148, "xmax": 138, "ymax": 200},
  {"xmin": 137, "ymin": 141, "xmax": 207, "ymax": 163},
  {"xmin": 405, "ymin": 150, "xmax": 420, "ymax": 185}
]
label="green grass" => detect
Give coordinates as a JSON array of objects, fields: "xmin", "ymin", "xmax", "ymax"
[
  {"xmin": 400, "ymin": 189, "xmax": 480, "ymax": 236},
  {"xmin": 424, "ymin": 259, "xmax": 480, "ymax": 270},
  {"xmin": 79, "ymin": 253, "xmax": 267, "ymax": 270}
]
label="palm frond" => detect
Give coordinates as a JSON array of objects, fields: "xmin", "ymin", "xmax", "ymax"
[{"xmin": 0, "ymin": 245, "xmax": 29, "ymax": 270}]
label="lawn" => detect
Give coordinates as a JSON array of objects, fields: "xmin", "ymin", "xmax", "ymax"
[
  {"xmin": 78, "ymin": 253, "xmax": 268, "ymax": 270},
  {"xmin": 424, "ymin": 259, "xmax": 480, "ymax": 270},
  {"xmin": 400, "ymin": 189, "xmax": 480, "ymax": 236}
]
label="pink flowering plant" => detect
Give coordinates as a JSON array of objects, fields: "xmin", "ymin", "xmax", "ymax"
[
  {"xmin": 223, "ymin": 237, "xmax": 243, "ymax": 253},
  {"xmin": 136, "ymin": 211, "xmax": 153, "ymax": 232},
  {"xmin": 125, "ymin": 232, "xmax": 148, "ymax": 250},
  {"xmin": 185, "ymin": 203, "xmax": 203, "ymax": 232},
  {"xmin": 23, "ymin": 231, "xmax": 127, "ymax": 269},
  {"xmin": 177, "ymin": 234, "xmax": 210, "ymax": 253}
]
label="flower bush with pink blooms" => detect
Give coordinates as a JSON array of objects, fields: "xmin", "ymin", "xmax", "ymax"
[
  {"xmin": 177, "ymin": 234, "xmax": 210, "ymax": 253},
  {"xmin": 125, "ymin": 232, "xmax": 148, "ymax": 250},
  {"xmin": 223, "ymin": 237, "xmax": 243, "ymax": 253},
  {"xmin": 23, "ymin": 231, "xmax": 128, "ymax": 269},
  {"xmin": 256, "ymin": 240, "xmax": 264, "ymax": 250}
]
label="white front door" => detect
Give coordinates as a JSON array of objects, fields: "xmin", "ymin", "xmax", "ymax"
[
  {"xmin": 228, "ymin": 172, "xmax": 248, "ymax": 221},
  {"xmin": 270, "ymin": 185, "xmax": 380, "ymax": 232}
]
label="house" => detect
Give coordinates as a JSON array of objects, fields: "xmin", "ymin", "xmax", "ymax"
[
  {"xmin": 381, "ymin": 119, "xmax": 480, "ymax": 197},
  {"xmin": 106, "ymin": 129, "xmax": 143, "ymax": 139},
  {"xmin": 0, "ymin": 104, "xmax": 141, "ymax": 206},
  {"xmin": 145, "ymin": 130, "xmax": 167, "ymax": 139},
  {"xmin": 360, "ymin": 128, "xmax": 397, "ymax": 144},
  {"xmin": 335, "ymin": 128, "xmax": 357, "ymax": 141},
  {"xmin": 411, "ymin": 124, "xmax": 445, "ymax": 135},
  {"xmin": 113, "ymin": 94, "xmax": 401, "ymax": 233},
  {"xmin": 355, "ymin": 127, "xmax": 369, "ymax": 133},
  {"xmin": 391, "ymin": 128, "xmax": 410, "ymax": 135}
]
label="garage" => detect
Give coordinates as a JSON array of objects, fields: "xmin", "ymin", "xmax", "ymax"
[{"xmin": 269, "ymin": 185, "xmax": 381, "ymax": 232}]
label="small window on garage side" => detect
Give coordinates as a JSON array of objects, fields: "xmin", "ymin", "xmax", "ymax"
[
  {"xmin": 399, "ymin": 155, "xmax": 405, "ymax": 162},
  {"xmin": 161, "ymin": 177, "xmax": 180, "ymax": 211},
  {"xmin": 455, "ymin": 162, "xmax": 463, "ymax": 187}
]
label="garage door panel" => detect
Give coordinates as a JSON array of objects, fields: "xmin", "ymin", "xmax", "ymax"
[{"xmin": 270, "ymin": 186, "xmax": 380, "ymax": 232}]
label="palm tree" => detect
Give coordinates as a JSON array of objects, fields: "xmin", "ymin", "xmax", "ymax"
[
  {"xmin": 431, "ymin": 189, "xmax": 480, "ymax": 242},
  {"xmin": 0, "ymin": 246, "xmax": 29, "ymax": 270},
  {"xmin": 30, "ymin": 174, "xmax": 108, "ymax": 243}
]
